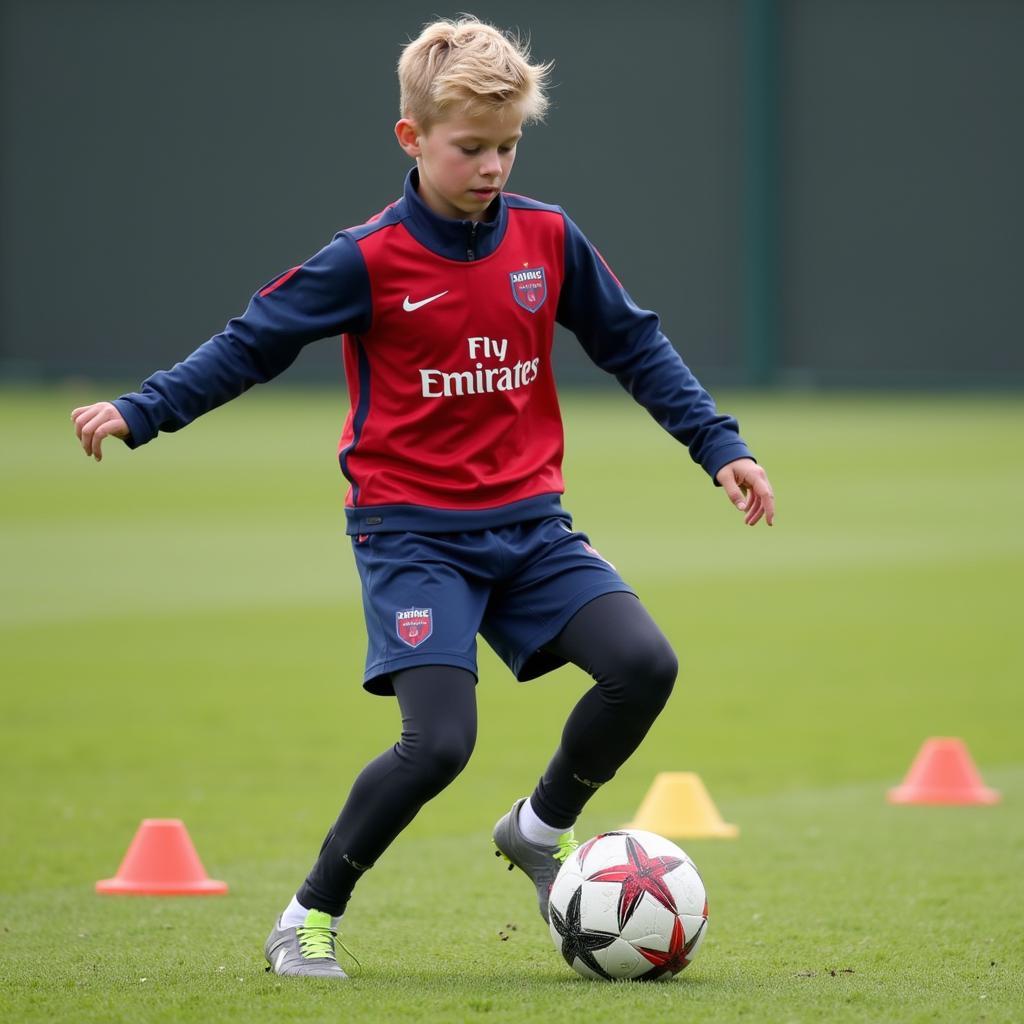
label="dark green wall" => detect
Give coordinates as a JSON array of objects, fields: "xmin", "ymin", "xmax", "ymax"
[
  {"xmin": 1, "ymin": 0, "xmax": 1020, "ymax": 387},
  {"xmin": 781, "ymin": 0, "xmax": 1024, "ymax": 386}
]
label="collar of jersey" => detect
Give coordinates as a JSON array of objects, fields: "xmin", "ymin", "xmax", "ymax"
[{"xmin": 399, "ymin": 168, "xmax": 508, "ymax": 262}]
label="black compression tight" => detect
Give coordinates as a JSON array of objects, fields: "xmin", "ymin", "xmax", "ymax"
[
  {"xmin": 297, "ymin": 592, "xmax": 676, "ymax": 917},
  {"xmin": 530, "ymin": 591, "xmax": 678, "ymax": 827},
  {"xmin": 297, "ymin": 664, "xmax": 477, "ymax": 916}
]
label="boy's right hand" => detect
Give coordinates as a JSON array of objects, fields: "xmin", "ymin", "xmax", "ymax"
[{"xmin": 71, "ymin": 402, "xmax": 129, "ymax": 462}]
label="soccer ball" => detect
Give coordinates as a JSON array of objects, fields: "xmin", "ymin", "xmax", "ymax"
[{"xmin": 548, "ymin": 829, "xmax": 708, "ymax": 981}]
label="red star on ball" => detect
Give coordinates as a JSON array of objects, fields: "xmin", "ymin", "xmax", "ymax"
[
  {"xmin": 585, "ymin": 834, "xmax": 684, "ymax": 928},
  {"xmin": 637, "ymin": 914, "xmax": 706, "ymax": 979}
]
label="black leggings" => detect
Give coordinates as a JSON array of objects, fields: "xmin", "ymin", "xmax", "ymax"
[{"xmin": 297, "ymin": 592, "xmax": 677, "ymax": 916}]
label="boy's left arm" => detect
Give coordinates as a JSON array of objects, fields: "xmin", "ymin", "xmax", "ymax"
[{"xmin": 557, "ymin": 213, "xmax": 774, "ymax": 526}]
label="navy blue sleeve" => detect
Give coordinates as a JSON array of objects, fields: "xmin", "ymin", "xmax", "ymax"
[
  {"xmin": 112, "ymin": 233, "xmax": 372, "ymax": 448},
  {"xmin": 555, "ymin": 213, "xmax": 753, "ymax": 482}
]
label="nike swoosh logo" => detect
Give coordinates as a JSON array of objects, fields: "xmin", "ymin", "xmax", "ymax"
[
  {"xmin": 275, "ymin": 948, "xmax": 287, "ymax": 972},
  {"xmin": 403, "ymin": 290, "xmax": 449, "ymax": 312}
]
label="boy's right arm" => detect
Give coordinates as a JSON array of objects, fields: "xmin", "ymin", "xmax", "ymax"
[{"xmin": 72, "ymin": 234, "xmax": 371, "ymax": 458}]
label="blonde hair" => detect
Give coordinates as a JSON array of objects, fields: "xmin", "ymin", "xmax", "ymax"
[{"xmin": 398, "ymin": 16, "xmax": 552, "ymax": 129}]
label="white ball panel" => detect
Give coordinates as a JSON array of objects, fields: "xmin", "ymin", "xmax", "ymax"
[
  {"xmin": 593, "ymin": 936, "xmax": 651, "ymax": 980},
  {"xmin": 618, "ymin": 893, "xmax": 677, "ymax": 945},
  {"xmin": 576, "ymin": 831, "xmax": 632, "ymax": 873},
  {"xmin": 548, "ymin": 865, "xmax": 584, "ymax": 912},
  {"xmin": 681, "ymin": 914, "xmax": 709, "ymax": 961},
  {"xmin": 666, "ymin": 861, "xmax": 707, "ymax": 916},
  {"xmin": 578, "ymin": 881, "xmax": 622, "ymax": 934},
  {"xmin": 567, "ymin": 955, "xmax": 609, "ymax": 982}
]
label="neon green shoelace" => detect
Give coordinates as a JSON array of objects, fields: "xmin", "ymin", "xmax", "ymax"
[
  {"xmin": 296, "ymin": 911, "xmax": 362, "ymax": 970},
  {"xmin": 296, "ymin": 914, "xmax": 336, "ymax": 960},
  {"xmin": 553, "ymin": 830, "xmax": 578, "ymax": 863}
]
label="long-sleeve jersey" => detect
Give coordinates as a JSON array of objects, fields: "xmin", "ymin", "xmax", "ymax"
[{"xmin": 114, "ymin": 169, "xmax": 753, "ymax": 534}]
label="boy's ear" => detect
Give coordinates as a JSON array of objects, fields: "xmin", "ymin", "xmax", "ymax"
[{"xmin": 395, "ymin": 118, "xmax": 423, "ymax": 158}]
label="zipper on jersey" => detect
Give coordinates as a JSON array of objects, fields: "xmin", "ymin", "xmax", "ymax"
[{"xmin": 467, "ymin": 222, "xmax": 478, "ymax": 261}]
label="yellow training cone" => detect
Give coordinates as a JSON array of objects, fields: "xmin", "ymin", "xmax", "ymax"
[{"xmin": 624, "ymin": 772, "xmax": 739, "ymax": 838}]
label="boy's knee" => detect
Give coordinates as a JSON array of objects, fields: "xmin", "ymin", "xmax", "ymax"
[
  {"xmin": 605, "ymin": 634, "xmax": 678, "ymax": 711},
  {"xmin": 419, "ymin": 728, "xmax": 475, "ymax": 784},
  {"xmin": 639, "ymin": 635, "xmax": 678, "ymax": 706}
]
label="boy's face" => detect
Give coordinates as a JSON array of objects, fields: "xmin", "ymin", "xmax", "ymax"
[{"xmin": 395, "ymin": 105, "xmax": 524, "ymax": 222}]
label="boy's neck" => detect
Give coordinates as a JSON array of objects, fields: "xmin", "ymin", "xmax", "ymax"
[
  {"xmin": 412, "ymin": 166, "xmax": 499, "ymax": 224},
  {"xmin": 400, "ymin": 169, "xmax": 508, "ymax": 263}
]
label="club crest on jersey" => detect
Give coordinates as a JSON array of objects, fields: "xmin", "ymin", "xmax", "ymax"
[
  {"xmin": 395, "ymin": 607, "xmax": 433, "ymax": 648},
  {"xmin": 509, "ymin": 267, "xmax": 547, "ymax": 313}
]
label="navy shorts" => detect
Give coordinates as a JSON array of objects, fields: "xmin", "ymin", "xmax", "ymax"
[{"xmin": 352, "ymin": 515, "xmax": 635, "ymax": 695}]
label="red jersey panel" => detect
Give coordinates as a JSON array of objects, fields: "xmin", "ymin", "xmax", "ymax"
[{"xmin": 338, "ymin": 207, "xmax": 566, "ymax": 510}]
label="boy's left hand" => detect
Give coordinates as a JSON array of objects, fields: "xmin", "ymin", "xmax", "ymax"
[{"xmin": 716, "ymin": 458, "xmax": 775, "ymax": 526}]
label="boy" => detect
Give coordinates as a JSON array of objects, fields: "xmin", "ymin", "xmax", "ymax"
[{"xmin": 72, "ymin": 17, "xmax": 774, "ymax": 979}]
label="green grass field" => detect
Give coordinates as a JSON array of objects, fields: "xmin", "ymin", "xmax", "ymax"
[{"xmin": 2, "ymin": 388, "xmax": 1022, "ymax": 1023}]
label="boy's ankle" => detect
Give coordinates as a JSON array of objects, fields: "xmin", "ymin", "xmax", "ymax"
[
  {"xmin": 517, "ymin": 797, "xmax": 572, "ymax": 846},
  {"xmin": 280, "ymin": 895, "xmax": 342, "ymax": 931}
]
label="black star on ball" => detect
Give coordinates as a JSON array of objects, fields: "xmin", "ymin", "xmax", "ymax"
[{"xmin": 550, "ymin": 884, "xmax": 618, "ymax": 980}]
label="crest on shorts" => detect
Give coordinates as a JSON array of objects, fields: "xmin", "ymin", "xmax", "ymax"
[
  {"xmin": 395, "ymin": 607, "xmax": 433, "ymax": 648},
  {"xmin": 509, "ymin": 266, "xmax": 547, "ymax": 313}
]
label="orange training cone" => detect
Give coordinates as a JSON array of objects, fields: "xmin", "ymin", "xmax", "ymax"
[
  {"xmin": 624, "ymin": 772, "xmax": 739, "ymax": 838},
  {"xmin": 96, "ymin": 819, "xmax": 228, "ymax": 895},
  {"xmin": 888, "ymin": 737, "xmax": 1000, "ymax": 806}
]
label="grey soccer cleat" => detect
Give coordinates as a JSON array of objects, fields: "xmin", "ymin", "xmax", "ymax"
[
  {"xmin": 264, "ymin": 908, "xmax": 349, "ymax": 979},
  {"xmin": 492, "ymin": 797, "xmax": 578, "ymax": 923}
]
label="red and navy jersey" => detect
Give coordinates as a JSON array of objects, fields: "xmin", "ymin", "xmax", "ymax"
[{"xmin": 115, "ymin": 169, "xmax": 753, "ymax": 534}]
